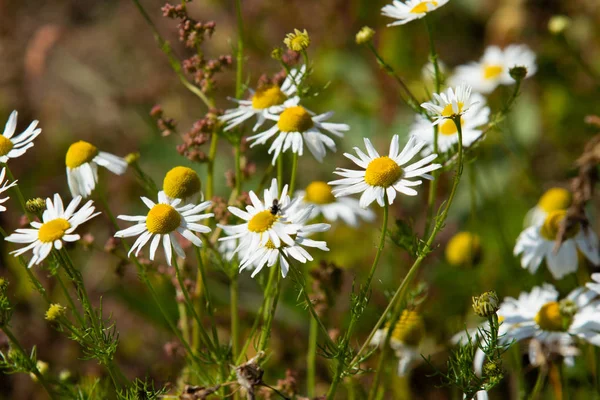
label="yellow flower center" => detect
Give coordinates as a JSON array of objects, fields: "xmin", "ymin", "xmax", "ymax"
[
  {"xmin": 277, "ymin": 106, "xmax": 314, "ymax": 133},
  {"xmin": 538, "ymin": 188, "xmax": 572, "ymax": 213},
  {"xmin": 251, "ymin": 86, "xmax": 287, "ymax": 109},
  {"xmin": 535, "ymin": 301, "xmax": 570, "ymax": 332},
  {"xmin": 248, "ymin": 210, "xmax": 277, "ymax": 233},
  {"xmin": 483, "ymin": 64, "xmax": 504, "ymax": 80},
  {"xmin": 305, "ymin": 181, "xmax": 335, "ymax": 205},
  {"xmin": 45, "ymin": 304, "xmax": 66, "ymax": 321},
  {"xmin": 0, "ymin": 135, "xmax": 14, "ymax": 156},
  {"xmin": 540, "ymin": 210, "xmax": 579, "ymax": 241},
  {"xmin": 392, "ymin": 310, "xmax": 425, "ymax": 346},
  {"xmin": 38, "ymin": 218, "xmax": 71, "ymax": 243},
  {"xmin": 445, "ymin": 232, "xmax": 482, "ymax": 267},
  {"xmin": 163, "ymin": 166, "xmax": 201, "ymax": 199},
  {"xmin": 146, "ymin": 204, "xmax": 181, "ymax": 234},
  {"xmin": 441, "ymin": 102, "xmax": 464, "ymax": 118},
  {"xmin": 65, "ymin": 141, "xmax": 99, "ymax": 169},
  {"xmin": 265, "ymin": 239, "xmax": 278, "ymax": 249},
  {"xmin": 410, "ymin": 1, "xmax": 438, "ymax": 13},
  {"xmin": 439, "ymin": 117, "xmax": 465, "ymax": 136},
  {"xmin": 365, "ymin": 156, "xmax": 402, "ymax": 187}
]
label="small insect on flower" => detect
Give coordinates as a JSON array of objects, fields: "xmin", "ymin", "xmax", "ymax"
[
  {"xmin": 412, "ymin": 92, "xmax": 490, "ymax": 154},
  {"xmin": 5, "ymin": 194, "xmax": 100, "ymax": 268},
  {"xmin": 65, "ymin": 140, "xmax": 128, "ymax": 198},
  {"xmin": 449, "ymin": 45, "xmax": 537, "ymax": 94},
  {"xmin": 524, "ymin": 187, "xmax": 572, "ymax": 227},
  {"xmin": 114, "ymin": 191, "xmax": 213, "ymax": 266},
  {"xmin": 269, "ymin": 198, "xmax": 281, "ymax": 216},
  {"xmin": 219, "ymin": 66, "xmax": 306, "ymax": 132},
  {"xmin": 329, "ymin": 135, "xmax": 441, "ymax": 208},
  {"xmin": 514, "ymin": 210, "xmax": 600, "ymax": 279},
  {"xmin": 0, "ymin": 110, "xmax": 42, "ymax": 163},
  {"xmin": 247, "ymin": 104, "xmax": 350, "ymax": 165},
  {"xmin": 0, "ymin": 167, "xmax": 17, "ymax": 213},
  {"xmin": 162, "ymin": 166, "xmax": 202, "ymax": 202},
  {"xmin": 296, "ymin": 181, "xmax": 375, "ymax": 227},
  {"xmin": 381, "ymin": 0, "xmax": 449, "ymax": 27}
]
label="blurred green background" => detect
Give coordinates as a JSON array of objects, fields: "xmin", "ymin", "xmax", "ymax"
[{"xmin": 0, "ymin": 0, "xmax": 599, "ymax": 398}]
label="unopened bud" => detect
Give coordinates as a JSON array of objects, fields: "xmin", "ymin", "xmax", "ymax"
[
  {"xmin": 548, "ymin": 15, "xmax": 570, "ymax": 35},
  {"xmin": 125, "ymin": 152, "xmax": 140, "ymax": 165},
  {"xmin": 45, "ymin": 304, "xmax": 66, "ymax": 322},
  {"xmin": 25, "ymin": 198, "xmax": 46, "ymax": 214},
  {"xmin": 509, "ymin": 66, "xmax": 527, "ymax": 82},
  {"xmin": 30, "ymin": 360, "xmax": 49, "ymax": 381},
  {"xmin": 356, "ymin": 26, "xmax": 375, "ymax": 45},
  {"xmin": 472, "ymin": 291, "xmax": 500, "ymax": 318},
  {"xmin": 271, "ymin": 48, "xmax": 283, "ymax": 61}
]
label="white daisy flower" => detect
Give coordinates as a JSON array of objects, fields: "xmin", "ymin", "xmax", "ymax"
[
  {"xmin": 514, "ymin": 210, "xmax": 600, "ymax": 279},
  {"xmin": 237, "ymin": 205, "xmax": 330, "ymax": 278},
  {"xmin": 411, "ymin": 92, "xmax": 490, "ymax": 154},
  {"xmin": 219, "ymin": 66, "xmax": 306, "ymax": 132},
  {"xmin": 381, "ymin": 0, "xmax": 449, "ymax": 26},
  {"xmin": 295, "ymin": 181, "xmax": 375, "ymax": 227},
  {"xmin": 114, "ymin": 191, "xmax": 213, "ymax": 266},
  {"xmin": 0, "ymin": 110, "xmax": 42, "ymax": 163},
  {"xmin": 247, "ymin": 104, "xmax": 350, "ymax": 165},
  {"xmin": 370, "ymin": 310, "xmax": 425, "ymax": 376},
  {"xmin": 65, "ymin": 140, "xmax": 128, "ymax": 199},
  {"xmin": 421, "ymin": 83, "xmax": 475, "ymax": 125},
  {"xmin": 449, "ymin": 45, "xmax": 537, "ymax": 94},
  {"xmin": 498, "ymin": 284, "xmax": 600, "ymax": 366},
  {"xmin": 329, "ymin": 135, "xmax": 441, "ymax": 208},
  {"xmin": 218, "ymin": 178, "xmax": 301, "ymax": 261},
  {"xmin": 5, "ymin": 194, "xmax": 100, "ymax": 267},
  {"xmin": 0, "ymin": 167, "xmax": 17, "ymax": 212},
  {"xmin": 524, "ymin": 187, "xmax": 572, "ymax": 227}
]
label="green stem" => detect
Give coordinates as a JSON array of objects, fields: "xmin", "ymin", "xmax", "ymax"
[
  {"xmin": 230, "ymin": 274, "xmax": 239, "ymax": 359},
  {"xmin": 277, "ymin": 156, "xmax": 283, "ymax": 192},
  {"xmin": 206, "ymin": 132, "xmax": 219, "ymax": 200},
  {"xmin": 362, "ymin": 198, "xmax": 389, "ymax": 294},
  {"xmin": 424, "ymin": 17, "xmax": 441, "ymax": 93},
  {"xmin": 54, "ymin": 271, "xmax": 85, "ymax": 327},
  {"xmin": 234, "ymin": 0, "xmax": 244, "ymax": 99},
  {"xmin": 258, "ymin": 265, "xmax": 281, "ymax": 351},
  {"xmin": 350, "ymin": 117, "xmax": 465, "ymax": 367},
  {"xmin": 529, "ymin": 366, "xmax": 547, "ymax": 400},
  {"xmin": 289, "ymin": 152, "xmax": 299, "ymax": 194},
  {"xmin": 195, "ymin": 247, "xmax": 220, "ymax": 347},
  {"xmin": 307, "ymin": 315, "xmax": 318, "ymax": 397},
  {"xmin": 2, "ymin": 326, "xmax": 55, "ymax": 399},
  {"xmin": 234, "ymin": 143, "xmax": 243, "ymax": 196}
]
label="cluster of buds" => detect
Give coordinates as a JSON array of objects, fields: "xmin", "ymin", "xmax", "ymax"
[
  {"xmin": 161, "ymin": 3, "xmax": 215, "ymax": 49},
  {"xmin": 182, "ymin": 54, "xmax": 232, "ymax": 93},
  {"xmin": 472, "ymin": 291, "xmax": 500, "ymax": 318},
  {"xmin": 310, "ymin": 261, "xmax": 342, "ymax": 317},
  {"xmin": 150, "ymin": 105, "xmax": 177, "ymax": 137},
  {"xmin": 176, "ymin": 109, "xmax": 222, "ymax": 163}
]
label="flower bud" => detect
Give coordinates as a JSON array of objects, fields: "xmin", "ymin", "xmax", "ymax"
[
  {"xmin": 548, "ymin": 15, "xmax": 570, "ymax": 35},
  {"xmin": 25, "ymin": 198, "xmax": 46, "ymax": 214},
  {"xmin": 45, "ymin": 304, "xmax": 66, "ymax": 322},
  {"xmin": 472, "ymin": 291, "xmax": 500, "ymax": 318},
  {"xmin": 355, "ymin": 26, "xmax": 375, "ymax": 45},
  {"xmin": 509, "ymin": 66, "xmax": 528, "ymax": 82},
  {"xmin": 125, "ymin": 152, "xmax": 140, "ymax": 165},
  {"xmin": 271, "ymin": 48, "xmax": 283, "ymax": 61},
  {"xmin": 284, "ymin": 29, "xmax": 310, "ymax": 52}
]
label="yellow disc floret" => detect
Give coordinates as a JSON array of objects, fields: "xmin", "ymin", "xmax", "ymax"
[
  {"xmin": 392, "ymin": 310, "xmax": 425, "ymax": 346},
  {"xmin": 439, "ymin": 118, "xmax": 465, "ymax": 136},
  {"xmin": 65, "ymin": 141, "xmax": 99, "ymax": 169},
  {"xmin": 251, "ymin": 86, "xmax": 287, "ymax": 109},
  {"xmin": 483, "ymin": 64, "xmax": 504, "ymax": 80},
  {"xmin": 45, "ymin": 304, "xmax": 66, "ymax": 322},
  {"xmin": 248, "ymin": 210, "xmax": 277, "ymax": 233},
  {"xmin": 445, "ymin": 232, "xmax": 482, "ymax": 267},
  {"xmin": 535, "ymin": 301, "xmax": 570, "ymax": 332},
  {"xmin": 540, "ymin": 209, "xmax": 579, "ymax": 241},
  {"xmin": 441, "ymin": 102, "xmax": 464, "ymax": 118},
  {"xmin": 365, "ymin": 156, "xmax": 402, "ymax": 187},
  {"xmin": 163, "ymin": 166, "xmax": 202, "ymax": 200},
  {"xmin": 38, "ymin": 219, "xmax": 71, "ymax": 243},
  {"xmin": 305, "ymin": 181, "xmax": 335, "ymax": 205},
  {"xmin": 538, "ymin": 188, "xmax": 572, "ymax": 213},
  {"xmin": 410, "ymin": 1, "xmax": 438, "ymax": 13},
  {"xmin": 277, "ymin": 106, "xmax": 314, "ymax": 133},
  {"xmin": 284, "ymin": 29, "xmax": 311, "ymax": 52},
  {"xmin": 0, "ymin": 135, "xmax": 14, "ymax": 157},
  {"xmin": 146, "ymin": 204, "xmax": 181, "ymax": 234}
]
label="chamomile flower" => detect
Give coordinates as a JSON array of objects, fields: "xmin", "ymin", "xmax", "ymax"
[
  {"xmin": 237, "ymin": 206, "xmax": 330, "ymax": 278},
  {"xmin": 525, "ymin": 187, "xmax": 572, "ymax": 227},
  {"xmin": 370, "ymin": 310, "xmax": 425, "ymax": 376},
  {"xmin": 296, "ymin": 181, "xmax": 375, "ymax": 227},
  {"xmin": 411, "ymin": 92, "xmax": 490, "ymax": 153},
  {"xmin": 514, "ymin": 210, "xmax": 600, "ymax": 279},
  {"xmin": 449, "ymin": 45, "xmax": 537, "ymax": 94},
  {"xmin": 65, "ymin": 140, "xmax": 128, "ymax": 198},
  {"xmin": 162, "ymin": 166, "xmax": 202, "ymax": 202},
  {"xmin": 5, "ymin": 194, "xmax": 100, "ymax": 268},
  {"xmin": 0, "ymin": 110, "xmax": 42, "ymax": 163},
  {"xmin": 219, "ymin": 66, "xmax": 306, "ymax": 132},
  {"xmin": 421, "ymin": 83, "xmax": 475, "ymax": 125},
  {"xmin": 0, "ymin": 167, "xmax": 17, "ymax": 212},
  {"xmin": 247, "ymin": 104, "xmax": 349, "ymax": 165},
  {"xmin": 114, "ymin": 191, "xmax": 213, "ymax": 265},
  {"xmin": 498, "ymin": 284, "xmax": 600, "ymax": 365},
  {"xmin": 445, "ymin": 232, "xmax": 482, "ymax": 267},
  {"xmin": 218, "ymin": 179, "xmax": 301, "ymax": 262},
  {"xmin": 329, "ymin": 135, "xmax": 441, "ymax": 208},
  {"xmin": 381, "ymin": 0, "xmax": 449, "ymax": 26}
]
